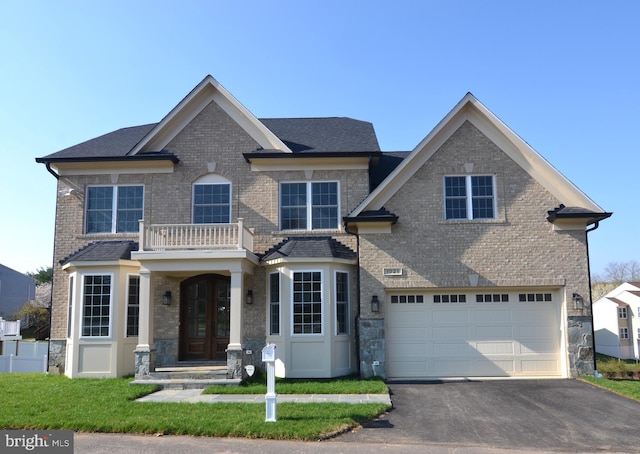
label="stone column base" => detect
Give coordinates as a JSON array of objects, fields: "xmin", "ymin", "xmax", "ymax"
[
  {"xmin": 134, "ymin": 348, "xmax": 156, "ymax": 379},
  {"xmin": 227, "ymin": 347, "xmax": 243, "ymax": 379}
]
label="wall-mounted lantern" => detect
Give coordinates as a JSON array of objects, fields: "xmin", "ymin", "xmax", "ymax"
[
  {"xmin": 246, "ymin": 289, "xmax": 253, "ymax": 304},
  {"xmin": 162, "ymin": 291, "xmax": 172, "ymax": 306},
  {"xmin": 572, "ymin": 293, "xmax": 584, "ymax": 310},
  {"xmin": 371, "ymin": 295, "xmax": 380, "ymax": 313}
]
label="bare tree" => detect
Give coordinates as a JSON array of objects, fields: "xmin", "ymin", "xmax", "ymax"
[{"xmin": 591, "ymin": 260, "xmax": 640, "ymax": 302}]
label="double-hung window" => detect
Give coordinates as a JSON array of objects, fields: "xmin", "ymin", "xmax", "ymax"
[
  {"xmin": 126, "ymin": 275, "xmax": 140, "ymax": 337},
  {"xmin": 269, "ymin": 273, "xmax": 280, "ymax": 336},
  {"xmin": 86, "ymin": 186, "xmax": 143, "ymax": 233},
  {"xmin": 618, "ymin": 307, "xmax": 628, "ymax": 319},
  {"xmin": 82, "ymin": 274, "xmax": 111, "ymax": 337},
  {"xmin": 280, "ymin": 182, "xmax": 339, "ymax": 230},
  {"xmin": 335, "ymin": 272, "xmax": 349, "ymax": 335},
  {"xmin": 292, "ymin": 271, "xmax": 323, "ymax": 334},
  {"xmin": 193, "ymin": 183, "xmax": 231, "ymax": 224},
  {"xmin": 444, "ymin": 175, "xmax": 495, "ymax": 220},
  {"xmin": 620, "ymin": 327, "xmax": 629, "ymax": 339}
]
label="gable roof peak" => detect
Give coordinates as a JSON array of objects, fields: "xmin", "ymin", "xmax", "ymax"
[{"xmin": 128, "ymin": 75, "xmax": 292, "ymax": 156}]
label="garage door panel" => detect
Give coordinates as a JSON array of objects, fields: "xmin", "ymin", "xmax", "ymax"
[
  {"xmin": 472, "ymin": 310, "xmax": 512, "ymax": 323},
  {"xmin": 519, "ymin": 341, "xmax": 558, "ymax": 354},
  {"xmin": 521, "ymin": 360, "xmax": 559, "ymax": 373},
  {"xmin": 474, "ymin": 359, "xmax": 514, "ymax": 374},
  {"xmin": 473, "ymin": 325, "xmax": 513, "ymax": 339},
  {"xmin": 387, "ymin": 290, "xmax": 562, "ymax": 379},
  {"xmin": 474, "ymin": 341, "xmax": 515, "ymax": 355},
  {"xmin": 433, "ymin": 326, "xmax": 470, "ymax": 339},
  {"xmin": 433, "ymin": 342, "xmax": 471, "ymax": 355},
  {"xmin": 389, "ymin": 327, "xmax": 429, "ymax": 341},
  {"xmin": 433, "ymin": 310, "xmax": 469, "ymax": 323}
]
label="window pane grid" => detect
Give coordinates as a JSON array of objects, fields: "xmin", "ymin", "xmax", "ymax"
[
  {"xmin": 281, "ymin": 182, "xmax": 338, "ymax": 230},
  {"xmin": 444, "ymin": 176, "xmax": 495, "ymax": 220},
  {"xmin": 87, "ymin": 186, "xmax": 143, "ymax": 233},
  {"xmin": 126, "ymin": 276, "xmax": 140, "ymax": 337},
  {"xmin": 82, "ymin": 275, "xmax": 111, "ymax": 337},
  {"xmin": 293, "ymin": 272, "xmax": 322, "ymax": 334},
  {"xmin": 193, "ymin": 184, "xmax": 230, "ymax": 224},
  {"xmin": 336, "ymin": 272, "xmax": 349, "ymax": 335},
  {"xmin": 269, "ymin": 273, "xmax": 280, "ymax": 335}
]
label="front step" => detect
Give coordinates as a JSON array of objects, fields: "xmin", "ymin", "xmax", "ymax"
[{"xmin": 130, "ymin": 364, "xmax": 242, "ymax": 389}]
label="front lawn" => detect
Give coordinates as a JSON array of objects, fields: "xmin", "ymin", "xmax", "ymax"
[
  {"xmin": 581, "ymin": 376, "xmax": 640, "ymax": 402},
  {"xmin": 0, "ymin": 374, "xmax": 389, "ymax": 440},
  {"xmin": 203, "ymin": 373, "xmax": 388, "ymax": 394}
]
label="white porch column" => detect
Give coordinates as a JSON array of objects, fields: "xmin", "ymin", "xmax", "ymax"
[
  {"xmin": 228, "ymin": 271, "xmax": 243, "ymax": 350},
  {"xmin": 227, "ymin": 270, "xmax": 244, "ymax": 378},
  {"xmin": 134, "ymin": 270, "xmax": 155, "ymax": 378}
]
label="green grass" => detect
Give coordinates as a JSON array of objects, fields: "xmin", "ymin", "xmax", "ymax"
[
  {"xmin": 203, "ymin": 372, "xmax": 388, "ymax": 395},
  {"xmin": 581, "ymin": 376, "xmax": 640, "ymax": 402},
  {"xmin": 0, "ymin": 374, "xmax": 389, "ymax": 440}
]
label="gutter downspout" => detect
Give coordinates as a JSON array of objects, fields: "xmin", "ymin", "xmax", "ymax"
[
  {"xmin": 40, "ymin": 160, "xmax": 58, "ymax": 373},
  {"xmin": 586, "ymin": 220, "xmax": 600, "ymax": 375},
  {"xmin": 344, "ymin": 222, "xmax": 362, "ymax": 377},
  {"xmin": 45, "ymin": 162, "xmax": 60, "ymax": 180}
]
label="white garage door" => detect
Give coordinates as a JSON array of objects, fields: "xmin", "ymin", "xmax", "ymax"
[{"xmin": 386, "ymin": 291, "xmax": 563, "ymax": 379}]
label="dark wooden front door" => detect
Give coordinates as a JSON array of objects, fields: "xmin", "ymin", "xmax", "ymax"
[{"xmin": 180, "ymin": 274, "xmax": 230, "ymax": 361}]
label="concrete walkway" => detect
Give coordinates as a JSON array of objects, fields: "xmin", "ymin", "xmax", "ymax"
[{"xmin": 136, "ymin": 388, "xmax": 392, "ymax": 405}]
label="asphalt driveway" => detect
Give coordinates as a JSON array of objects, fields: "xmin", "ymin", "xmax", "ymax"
[{"xmin": 334, "ymin": 379, "xmax": 640, "ymax": 452}]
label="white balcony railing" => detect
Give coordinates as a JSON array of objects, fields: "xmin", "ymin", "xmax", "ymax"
[{"xmin": 138, "ymin": 218, "xmax": 254, "ymax": 252}]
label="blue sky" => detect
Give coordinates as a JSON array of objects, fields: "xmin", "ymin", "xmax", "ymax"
[{"xmin": 0, "ymin": 1, "xmax": 637, "ymax": 276}]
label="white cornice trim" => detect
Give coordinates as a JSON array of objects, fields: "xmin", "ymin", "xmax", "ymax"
[
  {"xmin": 129, "ymin": 75, "xmax": 292, "ymax": 155},
  {"xmin": 350, "ymin": 93, "xmax": 604, "ymax": 216}
]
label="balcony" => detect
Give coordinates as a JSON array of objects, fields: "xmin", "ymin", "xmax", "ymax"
[{"xmin": 138, "ymin": 218, "xmax": 254, "ymax": 252}]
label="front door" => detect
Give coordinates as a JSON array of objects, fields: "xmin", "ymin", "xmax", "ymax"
[{"xmin": 180, "ymin": 274, "xmax": 230, "ymax": 361}]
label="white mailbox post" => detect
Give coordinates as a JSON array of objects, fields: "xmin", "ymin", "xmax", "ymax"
[{"xmin": 262, "ymin": 343, "xmax": 277, "ymax": 422}]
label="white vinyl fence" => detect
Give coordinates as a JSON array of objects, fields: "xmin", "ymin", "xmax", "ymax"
[{"xmin": 0, "ymin": 340, "xmax": 48, "ymax": 373}]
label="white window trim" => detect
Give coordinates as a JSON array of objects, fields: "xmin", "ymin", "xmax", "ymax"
[
  {"xmin": 80, "ymin": 273, "xmax": 114, "ymax": 339},
  {"xmin": 335, "ymin": 270, "xmax": 350, "ymax": 336},
  {"xmin": 67, "ymin": 274, "xmax": 76, "ymax": 339},
  {"xmin": 125, "ymin": 273, "xmax": 140, "ymax": 338},
  {"xmin": 85, "ymin": 185, "xmax": 145, "ymax": 233},
  {"xmin": 279, "ymin": 181, "xmax": 340, "ymax": 231},
  {"xmin": 269, "ymin": 272, "xmax": 281, "ymax": 336},
  {"xmin": 291, "ymin": 270, "xmax": 324, "ymax": 336},
  {"xmin": 192, "ymin": 175, "xmax": 232, "ymax": 224},
  {"xmin": 620, "ymin": 327, "xmax": 629, "ymax": 339},
  {"xmin": 619, "ymin": 307, "xmax": 628, "ymax": 319},
  {"xmin": 443, "ymin": 175, "xmax": 496, "ymax": 220}
]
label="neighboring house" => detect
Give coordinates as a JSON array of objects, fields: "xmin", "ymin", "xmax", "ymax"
[
  {"xmin": 36, "ymin": 75, "xmax": 611, "ymax": 380},
  {"xmin": 593, "ymin": 282, "xmax": 640, "ymax": 360},
  {"xmin": 0, "ymin": 264, "xmax": 36, "ymax": 319}
]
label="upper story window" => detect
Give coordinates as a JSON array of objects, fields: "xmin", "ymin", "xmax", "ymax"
[
  {"xmin": 618, "ymin": 307, "xmax": 628, "ymax": 319},
  {"xmin": 280, "ymin": 182, "xmax": 339, "ymax": 230},
  {"xmin": 444, "ymin": 175, "xmax": 495, "ymax": 220},
  {"xmin": 193, "ymin": 174, "xmax": 231, "ymax": 224},
  {"xmin": 620, "ymin": 327, "xmax": 629, "ymax": 339},
  {"xmin": 86, "ymin": 186, "xmax": 143, "ymax": 233}
]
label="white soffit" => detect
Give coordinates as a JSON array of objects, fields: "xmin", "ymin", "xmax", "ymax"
[
  {"xmin": 129, "ymin": 75, "xmax": 292, "ymax": 155},
  {"xmin": 350, "ymin": 93, "xmax": 604, "ymax": 216}
]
